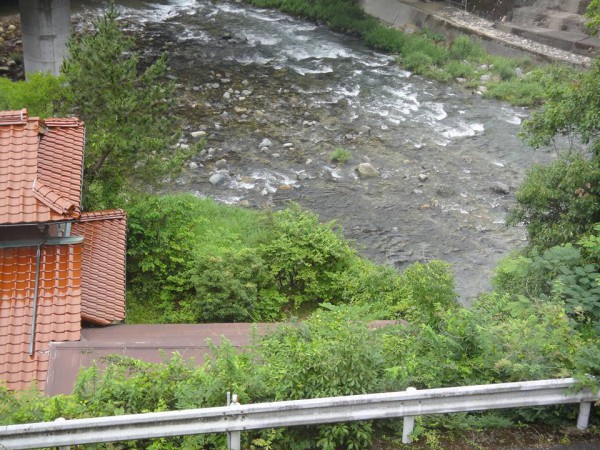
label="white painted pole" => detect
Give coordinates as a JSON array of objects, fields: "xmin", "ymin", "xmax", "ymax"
[
  {"xmin": 402, "ymin": 387, "xmax": 417, "ymax": 444},
  {"xmin": 228, "ymin": 394, "xmax": 241, "ymax": 450},
  {"xmin": 577, "ymin": 402, "xmax": 592, "ymax": 430}
]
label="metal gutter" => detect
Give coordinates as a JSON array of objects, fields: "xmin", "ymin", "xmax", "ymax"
[
  {"xmin": 0, "ymin": 236, "xmax": 84, "ymax": 249},
  {"xmin": 29, "ymin": 241, "xmax": 44, "ymax": 356}
]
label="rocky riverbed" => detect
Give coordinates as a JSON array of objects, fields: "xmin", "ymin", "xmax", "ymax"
[
  {"xmin": 4, "ymin": 0, "xmax": 558, "ymax": 302},
  {"xmin": 105, "ymin": 0, "xmax": 556, "ymax": 302}
]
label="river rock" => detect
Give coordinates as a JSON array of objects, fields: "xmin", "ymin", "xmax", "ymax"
[
  {"xmin": 191, "ymin": 130, "xmax": 206, "ymax": 138},
  {"xmin": 515, "ymin": 67, "xmax": 524, "ymax": 78},
  {"xmin": 215, "ymin": 159, "xmax": 227, "ymax": 168},
  {"xmin": 356, "ymin": 163, "xmax": 380, "ymax": 178},
  {"xmin": 491, "ymin": 181, "xmax": 510, "ymax": 195},
  {"xmin": 418, "ymin": 173, "xmax": 428, "ymax": 182},
  {"xmin": 259, "ymin": 138, "xmax": 272, "ymax": 148},
  {"xmin": 0, "ymin": 67, "xmax": 9, "ymax": 73},
  {"xmin": 189, "ymin": 162, "xmax": 199, "ymax": 170},
  {"xmin": 8, "ymin": 25, "xmax": 16, "ymax": 32},
  {"xmin": 478, "ymin": 86, "xmax": 488, "ymax": 94},
  {"xmin": 241, "ymin": 90, "xmax": 252, "ymax": 96},
  {"xmin": 209, "ymin": 173, "xmax": 227, "ymax": 185},
  {"xmin": 223, "ymin": 92, "xmax": 231, "ymax": 101},
  {"xmin": 435, "ymin": 184, "xmax": 455, "ymax": 197},
  {"xmin": 239, "ymin": 200, "xmax": 251, "ymax": 207},
  {"xmin": 283, "ymin": 143, "xmax": 293, "ymax": 148},
  {"xmin": 480, "ymin": 74, "xmax": 492, "ymax": 83}
]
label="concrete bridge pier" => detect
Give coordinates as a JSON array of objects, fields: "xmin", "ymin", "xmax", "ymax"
[{"xmin": 19, "ymin": 0, "xmax": 70, "ymax": 77}]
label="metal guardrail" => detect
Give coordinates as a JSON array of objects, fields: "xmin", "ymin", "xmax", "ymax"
[{"xmin": 0, "ymin": 378, "xmax": 597, "ymax": 449}]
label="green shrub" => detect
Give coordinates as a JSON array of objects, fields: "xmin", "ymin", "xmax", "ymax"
[
  {"xmin": 184, "ymin": 247, "xmax": 272, "ymax": 322},
  {"xmin": 126, "ymin": 194, "xmax": 204, "ymax": 322},
  {"xmin": 400, "ymin": 51, "xmax": 434, "ymax": 72},
  {"xmin": 0, "ymin": 73, "xmax": 66, "ymax": 117},
  {"xmin": 330, "ymin": 147, "xmax": 352, "ymax": 164},
  {"xmin": 261, "ymin": 204, "xmax": 356, "ymax": 309},
  {"xmin": 392, "ymin": 260, "xmax": 458, "ymax": 328},
  {"xmin": 257, "ymin": 307, "xmax": 385, "ymax": 449},
  {"xmin": 448, "ymin": 35, "xmax": 485, "ymax": 60},
  {"xmin": 507, "ymin": 153, "xmax": 600, "ymax": 248},
  {"xmin": 484, "ymin": 78, "xmax": 546, "ymax": 106},
  {"xmin": 445, "ymin": 60, "xmax": 476, "ymax": 79},
  {"xmin": 472, "ymin": 294, "xmax": 576, "ymax": 382},
  {"xmin": 364, "ymin": 25, "xmax": 407, "ymax": 53}
]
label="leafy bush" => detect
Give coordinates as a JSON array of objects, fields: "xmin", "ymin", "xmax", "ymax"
[
  {"xmin": 507, "ymin": 153, "xmax": 600, "ymax": 249},
  {"xmin": 484, "ymin": 78, "xmax": 547, "ymax": 106},
  {"xmin": 400, "ymin": 51, "xmax": 434, "ymax": 73},
  {"xmin": 260, "ymin": 204, "xmax": 356, "ymax": 310},
  {"xmin": 448, "ymin": 35, "xmax": 485, "ymax": 60},
  {"xmin": 0, "ymin": 73, "xmax": 66, "ymax": 117},
  {"xmin": 392, "ymin": 260, "xmax": 458, "ymax": 328},
  {"xmin": 445, "ymin": 60, "xmax": 476, "ymax": 79},
  {"xmin": 184, "ymin": 247, "xmax": 272, "ymax": 322},
  {"xmin": 257, "ymin": 306, "xmax": 385, "ymax": 449},
  {"xmin": 126, "ymin": 194, "xmax": 203, "ymax": 322}
]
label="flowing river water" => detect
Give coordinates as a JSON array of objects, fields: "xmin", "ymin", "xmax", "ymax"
[{"xmin": 55, "ymin": 0, "xmax": 558, "ymax": 300}]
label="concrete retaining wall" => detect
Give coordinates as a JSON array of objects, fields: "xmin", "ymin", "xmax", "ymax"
[{"xmin": 359, "ymin": 0, "xmax": 543, "ymax": 59}]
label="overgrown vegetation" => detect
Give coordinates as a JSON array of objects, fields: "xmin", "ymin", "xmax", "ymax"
[
  {"xmin": 125, "ymin": 195, "xmax": 457, "ymax": 325},
  {"xmin": 1, "ymin": 2, "xmax": 599, "ymax": 448},
  {"xmin": 2, "ymin": 295, "xmax": 598, "ymax": 448}
]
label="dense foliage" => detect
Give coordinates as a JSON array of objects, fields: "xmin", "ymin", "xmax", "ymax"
[
  {"xmin": 125, "ymin": 195, "xmax": 457, "ymax": 325},
  {"xmin": 1, "ymin": 296, "xmax": 595, "ymax": 449},
  {"xmin": 60, "ymin": 5, "xmax": 190, "ymax": 209},
  {"xmin": 1, "ymin": 2, "xmax": 600, "ymax": 448}
]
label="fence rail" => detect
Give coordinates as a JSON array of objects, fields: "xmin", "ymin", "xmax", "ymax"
[{"xmin": 0, "ymin": 378, "xmax": 597, "ymax": 449}]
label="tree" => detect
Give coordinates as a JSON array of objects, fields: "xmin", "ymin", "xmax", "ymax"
[
  {"xmin": 60, "ymin": 4, "xmax": 189, "ymax": 209},
  {"xmin": 513, "ymin": 0, "xmax": 600, "ymax": 249}
]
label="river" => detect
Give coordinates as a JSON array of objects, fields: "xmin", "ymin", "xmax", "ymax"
[{"xmin": 21, "ymin": 0, "xmax": 558, "ymax": 301}]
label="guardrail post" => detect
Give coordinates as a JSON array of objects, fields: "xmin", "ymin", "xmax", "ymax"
[
  {"xmin": 402, "ymin": 387, "xmax": 417, "ymax": 444},
  {"xmin": 227, "ymin": 394, "xmax": 241, "ymax": 450},
  {"xmin": 577, "ymin": 402, "xmax": 592, "ymax": 430},
  {"xmin": 55, "ymin": 417, "xmax": 70, "ymax": 450}
]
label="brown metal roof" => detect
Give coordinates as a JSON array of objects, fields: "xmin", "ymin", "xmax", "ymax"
[
  {"xmin": 0, "ymin": 244, "xmax": 82, "ymax": 391},
  {"xmin": 0, "ymin": 109, "xmax": 84, "ymax": 225},
  {"xmin": 71, "ymin": 210, "xmax": 127, "ymax": 325},
  {"xmin": 45, "ymin": 321, "xmax": 399, "ymax": 396},
  {"xmin": 45, "ymin": 323, "xmax": 278, "ymax": 396}
]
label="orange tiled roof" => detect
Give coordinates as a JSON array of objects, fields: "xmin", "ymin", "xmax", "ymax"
[
  {"xmin": 0, "ymin": 244, "xmax": 82, "ymax": 391},
  {"xmin": 0, "ymin": 109, "xmax": 84, "ymax": 225},
  {"xmin": 72, "ymin": 210, "xmax": 127, "ymax": 325}
]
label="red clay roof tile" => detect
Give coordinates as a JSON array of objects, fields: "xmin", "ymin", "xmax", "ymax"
[
  {"xmin": 72, "ymin": 210, "xmax": 127, "ymax": 325},
  {"xmin": 0, "ymin": 109, "xmax": 84, "ymax": 225},
  {"xmin": 0, "ymin": 244, "xmax": 82, "ymax": 391}
]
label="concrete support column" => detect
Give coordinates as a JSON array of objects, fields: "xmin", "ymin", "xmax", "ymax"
[{"xmin": 19, "ymin": 0, "xmax": 70, "ymax": 77}]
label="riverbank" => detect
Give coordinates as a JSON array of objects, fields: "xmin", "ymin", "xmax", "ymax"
[{"xmin": 359, "ymin": 0, "xmax": 594, "ymax": 66}]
